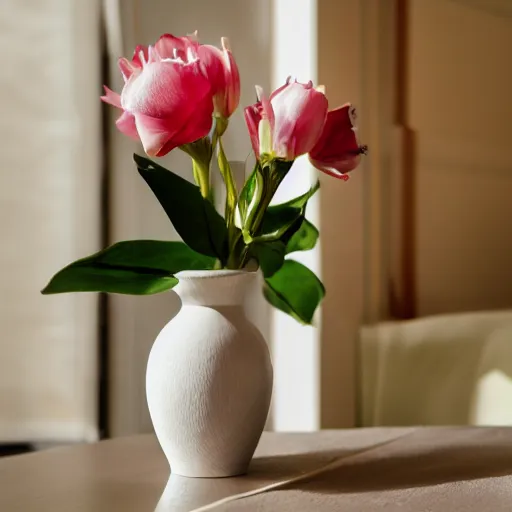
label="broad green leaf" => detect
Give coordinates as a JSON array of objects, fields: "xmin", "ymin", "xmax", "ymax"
[
  {"xmin": 263, "ymin": 259, "xmax": 325, "ymax": 325},
  {"xmin": 42, "ymin": 240, "xmax": 216, "ymax": 295},
  {"xmin": 259, "ymin": 181, "xmax": 320, "ymax": 243},
  {"xmin": 134, "ymin": 154, "xmax": 228, "ymax": 263},
  {"xmin": 250, "ymin": 241, "xmax": 286, "ymax": 278},
  {"xmin": 275, "ymin": 180, "xmax": 320, "ymax": 210},
  {"xmin": 285, "ymin": 219, "xmax": 319, "ymax": 254},
  {"xmin": 259, "ymin": 204, "xmax": 300, "ymax": 239}
]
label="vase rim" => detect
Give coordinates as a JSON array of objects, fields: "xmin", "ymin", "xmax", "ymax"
[{"xmin": 175, "ymin": 269, "xmax": 257, "ymax": 280}]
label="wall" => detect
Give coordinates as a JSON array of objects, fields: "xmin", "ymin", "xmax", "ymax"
[{"xmin": 410, "ymin": 0, "xmax": 512, "ymax": 316}]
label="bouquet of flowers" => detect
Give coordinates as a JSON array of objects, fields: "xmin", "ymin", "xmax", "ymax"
[{"xmin": 42, "ymin": 32, "xmax": 366, "ymax": 325}]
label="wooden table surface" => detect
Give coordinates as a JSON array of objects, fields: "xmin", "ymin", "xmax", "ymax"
[{"xmin": 2, "ymin": 427, "xmax": 512, "ymax": 511}]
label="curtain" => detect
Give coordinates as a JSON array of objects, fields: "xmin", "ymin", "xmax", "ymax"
[{"xmin": 0, "ymin": 0, "xmax": 101, "ymax": 443}]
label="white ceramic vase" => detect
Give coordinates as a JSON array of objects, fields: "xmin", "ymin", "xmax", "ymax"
[{"xmin": 146, "ymin": 269, "xmax": 273, "ymax": 478}]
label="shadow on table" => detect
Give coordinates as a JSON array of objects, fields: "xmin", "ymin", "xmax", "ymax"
[
  {"xmin": 154, "ymin": 432, "xmax": 512, "ymax": 510},
  {"xmin": 285, "ymin": 440, "xmax": 512, "ymax": 494}
]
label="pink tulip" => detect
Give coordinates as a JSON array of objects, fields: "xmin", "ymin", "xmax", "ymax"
[
  {"xmin": 308, "ymin": 104, "xmax": 367, "ymax": 179},
  {"xmin": 198, "ymin": 37, "xmax": 240, "ymax": 119},
  {"xmin": 244, "ymin": 79, "xmax": 328, "ymax": 161},
  {"xmin": 245, "ymin": 80, "xmax": 366, "ymax": 179}
]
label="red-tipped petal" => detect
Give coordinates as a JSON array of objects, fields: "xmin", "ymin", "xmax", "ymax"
[
  {"xmin": 155, "ymin": 33, "xmax": 198, "ymax": 60},
  {"xmin": 198, "ymin": 45, "xmax": 225, "ymax": 90},
  {"xmin": 271, "ymin": 81, "xmax": 327, "ymax": 160},
  {"xmin": 131, "ymin": 45, "xmax": 149, "ymax": 68},
  {"xmin": 309, "ymin": 104, "xmax": 365, "ymax": 175},
  {"xmin": 244, "ymin": 104, "xmax": 263, "ymax": 158},
  {"xmin": 101, "ymin": 86, "xmax": 122, "ymax": 108},
  {"xmin": 197, "ymin": 40, "xmax": 240, "ymax": 118},
  {"xmin": 118, "ymin": 57, "xmax": 137, "ymax": 81},
  {"xmin": 223, "ymin": 46, "xmax": 241, "ymax": 116}
]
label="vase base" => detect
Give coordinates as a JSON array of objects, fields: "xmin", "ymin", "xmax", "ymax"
[{"xmin": 170, "ymin": 466, "xmax": 249, "ymax": 479}]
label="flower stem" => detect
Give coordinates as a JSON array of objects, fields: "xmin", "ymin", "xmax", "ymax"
[
  {"xmin": 192, "ymin": 159, "xmax": 210, "ymax": 199},
  {"xmin": 233, "ymin": 163, "xmax": 287, "ymax": 269},
  {"xmin": 217, "ymin": 137, "xmax": 241, "ymax": 267},
  {"xmin": 217, "ymin": 138, "xmax": 237, "ymax": 226}
]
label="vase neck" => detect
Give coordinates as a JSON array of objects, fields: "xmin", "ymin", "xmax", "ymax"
[{"xmin": 174, "ymin": 270, "xmax": 256, "ymax": 307}]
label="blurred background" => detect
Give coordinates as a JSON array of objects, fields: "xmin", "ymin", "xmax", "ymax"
[{"xmin": 1, "ymin": 0, "xmax": 511, "ymax": 453}]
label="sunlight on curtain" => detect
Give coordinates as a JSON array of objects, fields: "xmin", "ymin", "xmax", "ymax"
[{"xmin": 0, "ymin": 0, "xmax": 101, "ymax": 442}]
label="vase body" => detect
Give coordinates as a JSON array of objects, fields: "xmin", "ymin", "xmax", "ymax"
[{"xmin": 146, "ymin": 270, "xmax": 273, "ymax": 478}]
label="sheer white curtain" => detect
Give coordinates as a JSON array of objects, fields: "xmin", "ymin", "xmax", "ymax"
[{"xmin": 0, "ymin": 1, "xmax": 101, "ymax": 442}]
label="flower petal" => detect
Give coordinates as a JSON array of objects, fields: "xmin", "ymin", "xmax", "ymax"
[
  {"xmin": 308, "ymin": 104, "xmax": 365, "ymax": 175},
  {"xmin": 115, "ymin": 111, "xmax": 139, "ymax": 140},
  {"xmin": 133, "ymin": 113, "xmax": 179, "ymax": 157},
  {"xmin": 255, "ymin": 85, "xmax": 275, "ymax": 131},
  {"xmin": 271, "ymin": 81, "xmax": 327, "ymax": 159},
  {"xmin": 133, "ymin": 92, "xmax": 213, "ymax": 158},
  {"xmin": 121, "ymin": 60, "xmax": 211, "ymax": 118},
  {"xmin": 244, "ymin": 104, "xmax": 262, "ymax": 158},
  {"xmin": 101, "ymin": 86, "xmax": 122, "ymax": 108},
  {"xmin": 131, "ymin": 45, "xmax": 149, "ymax": 68},
  {"xmin": 198, "ymin": 38, "xmax": 240, "ymax": 118},
  {"xmin": 118, "ymin": 57, "xmax": 137, "ymax": 81},
  {"xmin": 155, "ymin": 33, "xmax": 198, "ymax": 60},
  {"xmin": 222, "ymin": 42, "xmax": 241, "ymax": 116}
]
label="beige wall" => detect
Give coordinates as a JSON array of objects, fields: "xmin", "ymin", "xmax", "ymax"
[
  {"xmin": 410, "ymin": 0, "xmax": 512, "ymax": 316},
  {"xmin": 317, "ymin": 0, "xmax": 365, "ymax": 428}
]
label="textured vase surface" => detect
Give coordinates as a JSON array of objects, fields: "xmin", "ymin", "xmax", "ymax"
[{"xmin": 146, "ymin": 270, "xmax": 273, "ymax": 478}]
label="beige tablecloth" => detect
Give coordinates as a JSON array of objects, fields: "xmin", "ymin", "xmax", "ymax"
[{"xmin": 1, "ymin": 427, "xmax": 512, "ymax": 511}]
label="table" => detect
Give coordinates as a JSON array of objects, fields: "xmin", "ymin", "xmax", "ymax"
[{"xmin": 1, "ymin": 427, "xmax": 512, "ymax": 511}]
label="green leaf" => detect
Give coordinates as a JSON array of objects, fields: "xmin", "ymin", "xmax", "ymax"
[
  {"xmin": 259, "ymin": 204, "xmax": 300, "ymax": 239},
  {"xmin": 250, "ymin": 241, "xmax": 286, "ymax": 278},
  {"xmin": 276, "ymin": 180, "xmax": 320, "ymax": 210},
  {"xmin": 42, "ymin": 240, "xmax": 216, "ymax": 295},
  {"xmin": 285, "ymin": 219, "xmax": 319, "ymax": 254},
  {"xmin": 134, "ymin": 154, "xmax": 228, "ymax": 263},
  {"xmin": 260, "ymin": 181, "xmax": 320, "ymax": 244},
  {"xmin": 237, "ymin": 164, "xmax": 264, "ymax": 226},
  {"xmin": 263, "ymin": 260, "xmax": 325, "ymax": 325}
]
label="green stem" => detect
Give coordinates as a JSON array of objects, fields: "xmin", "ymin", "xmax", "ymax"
[
  {"xmin": 217, "ymin": 138, "xmax": 237, "ymax": 225},
  {"xmin": 234, "ymin": 164, "xmax": 286, "ymax": 270},
  {"xmin": 192, "ymin": 159, "xmax": 209, "ymax": 199},
  {"xmin": 248, "ymin": 165, "xmax": 284, "ymax": 237},
  {"xmin": 217, "ymin": 137, "xmax": 241, "ymax": 268}
]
